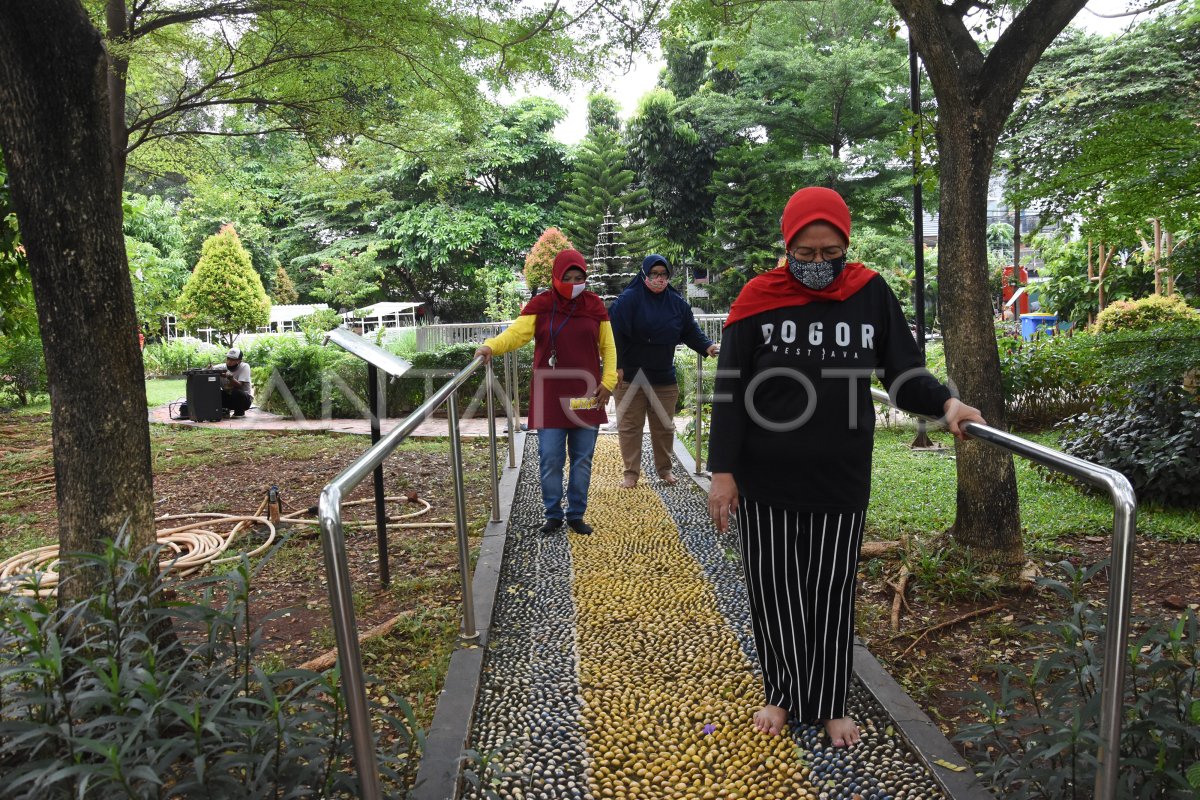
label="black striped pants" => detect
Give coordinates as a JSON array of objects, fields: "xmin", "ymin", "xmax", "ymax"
[{"xmin": 735, "ymin": 498, "xmax": 866, "ymax": 723}]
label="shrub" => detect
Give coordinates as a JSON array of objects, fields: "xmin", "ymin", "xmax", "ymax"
[
  {"xmin": 1086, "ymin": 318, "xmax": 1200, "ymax": 391},
  {"xmin": 141, "ymin": 339, "xmax": 223, "ymax": 377},
  {"xmin": 1093, "ymin": 293, "xmax": 1197, "ymax": 333},
  {"xmin": 1056, "ymin": 381, "xmax": 1200, "ymax": 508},
  {"xmin": 249, "ymin": 337, "xmax": 365, "ymax": 419},
  {"xmin": 0, "ymin": 539, "xmax": 418, "ymax": 798},
  {"xmin": 997, "ymin": 329, "xmax": 1104, "ymax": 429},
  {"xmin": 997, "ymin": 318, "xmax": 1200, "ymax": 429},
  {"xmin": 0, "ymin": 334, "xmax": 47, "ymax": 406},
  {"xmin": 957, "ymin": 561, "xmax": 1200, "ymax": 798},
  {"xmin": 295, "ymin": 308, "xmax": 344, "ymax": 343},
  {"xmin": 389, "ymin": 342, "xmax": 534, "ymax": 419},
  {"xmin": 523, "ymin": 228, "xmax": 573, "ymax": 294}
]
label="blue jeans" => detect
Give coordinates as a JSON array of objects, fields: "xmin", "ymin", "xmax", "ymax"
[{"xmin": 537, "ymin": 427, "xmax": 599, "ymax": 521}]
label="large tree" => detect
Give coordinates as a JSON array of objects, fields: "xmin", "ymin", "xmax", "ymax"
[
  {"xmin": 891, "ymin": 0, "xmax": 1089, "ymax": 567},
  {"xmin": 93, "ymin": 0, "xmax": 593, "ymax": 184},
  {"xmin": 0, "ymin": 2, "xmax": 156, "ymax": 603}
]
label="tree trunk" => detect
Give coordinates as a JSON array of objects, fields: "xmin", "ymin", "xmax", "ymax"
[
  {"xmin": 106, "ymin": 0, "xmax": 129, "ymax": 185},
  {"xmin": 935, "ymin": 108, "xmax": 1023, "ymax": 569},
  {"xmin": 0, "ymin": 2, "xmax": 155, "ymax": 605},
  {"xmin": 892, "ymin": 0, "xmax": 1089, "ymax": 571}
]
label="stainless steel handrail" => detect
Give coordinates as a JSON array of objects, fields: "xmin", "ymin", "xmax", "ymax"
[
  {"xmin": 868, "ymin": 387, "xmax": 1136, "ymax": 800},
  {"xmin": 316, "ymin": 346, "xmax": 499, "ymax": 800}
]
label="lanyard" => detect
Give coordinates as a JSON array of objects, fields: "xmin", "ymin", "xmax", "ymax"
[{"xmin": 547, "ymin": 299, "xmax": 576, "ymax": 367}]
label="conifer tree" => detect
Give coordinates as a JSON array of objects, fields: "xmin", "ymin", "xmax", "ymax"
[
  {"xmin": 557, "ymin": 127, "xmax": 651, "ymax": 273},
  {"xmin": 271, "ymin": 265, "xmax": 299, "ymax": 304},
  {"xmin": 705, "ymin": 142, "xmax": 788, "ymax": 308},
  {"xmin": 176, "ymin": 224, "xmax": 270, "ymax": 345}
]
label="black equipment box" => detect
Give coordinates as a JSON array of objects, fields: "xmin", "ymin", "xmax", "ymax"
[{"xmin": 184, "ymin": 368, "xmax": 225, "ymax": 422}]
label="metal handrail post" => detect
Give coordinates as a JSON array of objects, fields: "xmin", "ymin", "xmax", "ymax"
[
  {"xmin": 867, "ymin": 388, "xmax": 1136, "ymax": 800},
  {"xmin": 505, "ymin": 351, "xmax": 516, "ymax": 468},
  {"xmin": 447, "ymin": 390, "xmax": 479, "ymax": 640},
  {"xmin": 509, "ymin": 350, "xmax": 520, "ymax": 431},
  {"xmin": 485, "ymin": 360, "xmax": 501, "ymax": 523},
  {"xmin": 319, "ymin": 353, "xmax": 484, "ymax": 796},
  {"xmin": 318, "ymin": 484, "xmax": 383, "ymax": 800},
  {"xmin": 1096, "ymin": 484, "xmax": 1137, "ymax": 800},
  {"xmin": 694, "ymin": 351, "xmax": 704, "ymax": 474},
  {"xmin": 367, "ymin": 363, "xmax": 389, "ymax": 587}
]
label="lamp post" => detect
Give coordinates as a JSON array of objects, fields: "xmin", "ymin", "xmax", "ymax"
[{"xmin": 909, "ymin": 37, "xmax": 934, "ymax": 449}]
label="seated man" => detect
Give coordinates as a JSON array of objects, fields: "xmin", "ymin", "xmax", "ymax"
[{"xmin": 220, "ymin": 348, "xmax": 253, "ymax": 417}]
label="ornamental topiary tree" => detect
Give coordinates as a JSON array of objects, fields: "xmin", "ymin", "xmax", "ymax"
[
  {"xmin": 524, "ymin": 227, "xmax": 574, "ymax": 293},
  {"xmin": 175, "ymin": 224, "xmax": 270, "ymax": 346}
]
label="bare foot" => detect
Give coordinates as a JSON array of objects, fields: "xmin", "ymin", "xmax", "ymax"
[
  {"xmin": 659, "ymin": 470, "xmax": 678, "ymax": 485},
  {"xmin": 823, "ymin": 717, "xmax": 861, "ymax": 748},
  {"xmin": 752, "ymin": 705, "xmax": 788, "ymax": 736},
  {"xmin": 621, "ymin": 476, "xmax": 638, "ymax": 489}
]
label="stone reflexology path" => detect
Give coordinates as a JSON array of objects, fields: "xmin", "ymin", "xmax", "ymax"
[{"xmin": 465, "ymin": 436, "xmax": 948, "ymax": 800}]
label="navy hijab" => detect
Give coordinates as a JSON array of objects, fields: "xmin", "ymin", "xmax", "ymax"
[{"xmin": 609, "ymin": 254, "xmax": 691, "ymax": 345}]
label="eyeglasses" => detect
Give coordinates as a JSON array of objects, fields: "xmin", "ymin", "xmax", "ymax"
[
  {"xmin": 789, "ymin": 246, "xmax": 846, "ymax": 262},
  {"xmin": 647, "ymin": 270, "xmax": 669, "ymax": 279}
]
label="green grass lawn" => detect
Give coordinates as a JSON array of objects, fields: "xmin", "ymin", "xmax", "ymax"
[
  {"xmin": 869, "ymin": 424, "xmax": 1200, "ymax": 548},
  {"xmin": 12, "ymin": 377, "xmax": 184, "ymax": 415},
  {"xmin": 146, "ymin": 377, "xmax": 185, "ymax": 407}
]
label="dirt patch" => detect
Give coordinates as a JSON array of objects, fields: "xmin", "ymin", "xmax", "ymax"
[
  {"xmin": 856, "ymin": 532, "xmax": 1200, "ymax": 749},
  {"xmin": 0, "ymin": 411, "xmax": 494, "ymax": 730}
]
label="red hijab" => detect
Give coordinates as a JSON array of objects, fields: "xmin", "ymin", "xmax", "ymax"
[
  {"xmin": 725, "ymin": 187, "xmax": 877, "ymax": 327},
  {"xmin": 522, "ymin": 249, "xmax": 608, "ymax": 321}
]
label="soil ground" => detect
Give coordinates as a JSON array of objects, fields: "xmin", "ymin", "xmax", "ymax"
[
  {"xmin": 3, "ymin": 407, "xmax": 1198, "ymax": 775},
  {"xmin": 0, "ymin": 410, "xmax": 493, "ymax": 739},
  {"xmin": 855, "ymin": 531, "xmax": 1200, "ymax": 759}
]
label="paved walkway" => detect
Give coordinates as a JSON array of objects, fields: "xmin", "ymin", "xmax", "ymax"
[
  {"xmin": 148, "ymin": 403, "xmax": 697, "ymax": 439},
  {"xmin": 148, "ymin": 402, "xmax": 529, "ymax": 438},
  {"xmin": 452, "ymin": 435, "xmax": 985, "ymax": 800}
]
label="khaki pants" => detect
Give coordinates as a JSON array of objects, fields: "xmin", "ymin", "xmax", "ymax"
[{"xmin": 614, "ymin": 380, "xmax": 679, "ymax": 480}]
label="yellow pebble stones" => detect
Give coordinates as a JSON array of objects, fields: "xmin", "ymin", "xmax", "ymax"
[{"xmin": 570, "ymin": 437, "xmax": 816, "ymax": 798}]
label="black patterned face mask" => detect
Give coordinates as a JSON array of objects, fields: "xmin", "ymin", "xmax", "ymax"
[{"xmin": 787, "ymin": 253, "xmax": 847, "ymax": 290}]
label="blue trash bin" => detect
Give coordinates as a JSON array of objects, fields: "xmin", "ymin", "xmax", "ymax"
[{"xmin": 1020, "ymin": 313, "xmax": 1058, "ymax": 341}]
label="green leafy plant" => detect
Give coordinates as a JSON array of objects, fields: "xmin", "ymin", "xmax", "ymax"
[
  {"xmin": 996, "ymin": 318, "xmax": 1200, "ymax": 430},
  {"xmin": 1056, "ymin": 381, "xmax": 1200, "ymax": 508},
  {"xmin": 247, "ymin": 336, "xmax": 365, "ymax": 418},
  {"xmin": 0, "ymin": 333, "xmax": 46, "ymax": 406},
  {"xmin": 957, "ymin": 560, "xmax": 1200, "ymax": 798},
  {"xmin": 0, "ymin": 538, "xmax": 419, "ymax": 798},
  {"xmin": 1093, "ymin": 294, "xmax": 1198, "ymax": 333},
  {"xmin": 141, "ymin": 339, "xmax": 223, "ymax": 377},
  {"xmin": 295, "ymin": 308, "xmax": 344, "ymax": 344}
]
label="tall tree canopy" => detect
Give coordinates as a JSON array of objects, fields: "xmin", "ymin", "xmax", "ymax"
[
  {"xmin": 91, "ymin": 0, "xmax": 603, "ymax": 183},
  {"xmin": 287, "ymin": 97, "xmax": 572, "ymax": 319},
  {"xmin": 1003, "ymin": 7, "xmax": 1200, "ymax": 241}
]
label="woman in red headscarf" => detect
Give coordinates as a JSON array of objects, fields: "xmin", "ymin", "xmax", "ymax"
[
  {"xmin": 475, "ymin": 249, "xmax": 617, "ymax": 535},
  {"xmin": 706, "ymin": 187, "xmax": 985, "ymax": 748}
]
